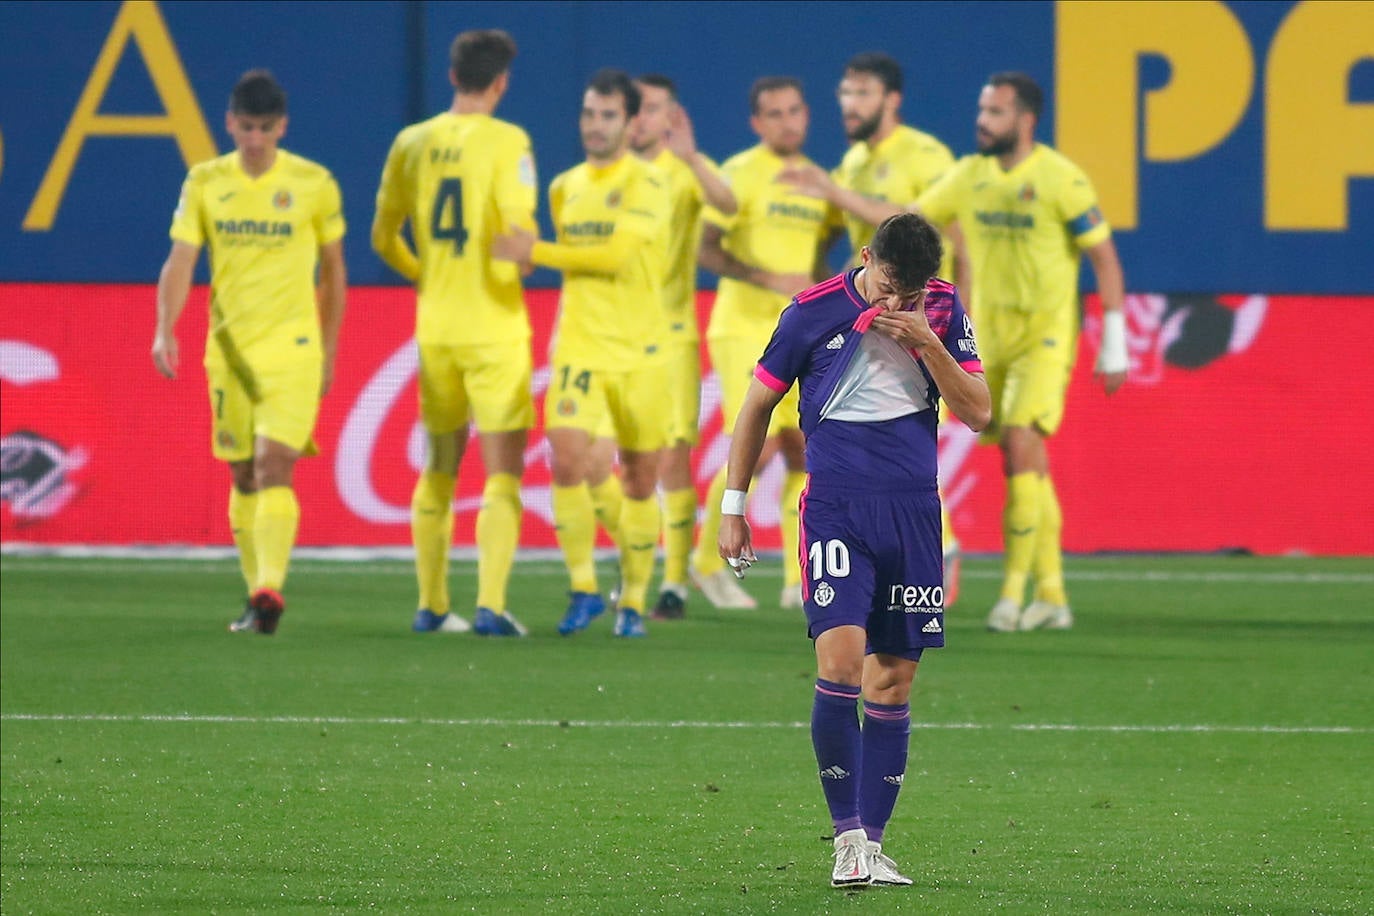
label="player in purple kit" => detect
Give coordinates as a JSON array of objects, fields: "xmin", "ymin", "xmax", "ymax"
[{"xmin": 718, "ymin": 213, "xmax": 989, "ymax": 888}]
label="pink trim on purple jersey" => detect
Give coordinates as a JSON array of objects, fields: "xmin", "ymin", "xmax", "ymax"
[{"xmin": 753, "ymin": 363, "xmax": 789, "ymax": 392}]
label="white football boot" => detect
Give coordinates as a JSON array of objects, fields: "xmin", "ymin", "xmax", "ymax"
[
  {"xmin": 691, "ymin": 567, "xmax": 758, "ymax": 610},
  {"xmin": 866, "ymin": 841, "xmax": 914, "ymax": 886},
  {"xmin": 831, "ymin": 828, "xmax": 872, "ymax": 888},
  {"xmin": 1019, "ymin": 601, "xmax": 1074, "ymax": 631},
  {"xmin": 985, "ymin": 597, "xmax": 1021, "ymax": 632}
]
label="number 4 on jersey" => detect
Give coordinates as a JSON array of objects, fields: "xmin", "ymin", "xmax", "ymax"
[{"xmin": 431, "ymin": 178, "xmax": 468, "ymax": 254}]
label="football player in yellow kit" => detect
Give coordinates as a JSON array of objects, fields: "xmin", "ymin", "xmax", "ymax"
[
  {"xmin": 373, "ymin": 29, "xmax": 538, "ymax": 637},
  {"xmin": 154, "ymin": 70, "xmax": 347, "ymax": 635},
  {"xmin": 691, "ymin": 76, "xmax": 836, "ymax": 612},
  {"xmin": 493, "ymin": 69, "xmax": 672, "ymax": 638}
]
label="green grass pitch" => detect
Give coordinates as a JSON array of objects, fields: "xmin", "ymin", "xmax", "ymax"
[{"xmin": 2, "ymin": 553, "xmax": 1371, "ymax": 913}]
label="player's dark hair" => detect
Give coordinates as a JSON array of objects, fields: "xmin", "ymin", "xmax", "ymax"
[
  {"xmin": 587, "ymin": 68, "xmax": 642, "ymax": 117},
  {"xmin": 988, "ymin": 71, "xmax": 1043, "ymax": 120},
  {"xmin": 845, "ymin": 51, "xmax": 903, "ymax": 93},
  {"xmin": 229, "ymin": 70, "xmax": 286, "ymax": 116},
  {"xmin": 869, "ymin": 213, "xmax": 943, "ymax": 294},
  {"xmin": 636, "ymin": 73, "xmax": 678, "ymax": 102},
  {"xmin": 749, "ymin": 76, "xmax": 804, "ymax": 114},
  {"xmin": 450, "ymin": 29, "xmax": 517, "ymax": 92}
]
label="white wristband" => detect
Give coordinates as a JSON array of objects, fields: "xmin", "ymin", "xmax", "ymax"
[
  {"xmin": 721, "ymin": 489, "xmax": 748, "ymax": 516},
  {"xmin": 1096, "ymin": 309, "xmax": 1129, "ymax": 374}
]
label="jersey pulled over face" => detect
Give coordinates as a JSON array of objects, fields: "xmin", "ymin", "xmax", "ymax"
[
  {"xmin": 169, "ymin": 149, "xmax": 345, "ymax": 368},
  {"xmin": 755, "ymin": 271, "xmax": 981, "ymax": 486},
  {"xmin": 375, "ymin": 112, "xmax": 538, "ymax": 346}
]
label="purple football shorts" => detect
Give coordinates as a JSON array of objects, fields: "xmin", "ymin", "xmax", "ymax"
[{"xmin": 797, "ymin": 482, "xmax": 945, "ymax": 658}]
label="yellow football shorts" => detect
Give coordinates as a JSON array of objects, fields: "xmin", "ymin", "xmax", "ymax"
[
  {"xmin": 709, "ymin": 336, "xmax": 800, "ymax": 436},
  {"xmin": 977, "ymin": 308, "xmax": 1077, "ymax": 443},
  {"xmin": 206, "ymin": 358, "xmax": 321, "ymax": 462},
  {"xmin": 545, "ymin": 354, "xmax": 670, "ymax": 453},
  {"xmin": 417, "ymin": 341, "xmax": 535, "ymax": 435}
]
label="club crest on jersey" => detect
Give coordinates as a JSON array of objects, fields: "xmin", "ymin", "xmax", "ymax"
[
  {"xmin": 605, "ymin": 189, "xmax": 622, "ymax": 209},
  {"xmin": 217, "ymin": 430, "xmax": 238, "ymax": 450},
  {"xmin": 273, "ymin": 189, "xmax": 294, "ymax": 211},
  {"xmin": 556, "ymin": 398, "xmax": 577, "ymax": 417},
  {"xmin": 1018, "ymin": 183, "xmax": 1036, "ymax": 203},
  {"xmin": 874, "ymin": 162, "xmax": 889, "ymax": 181}
]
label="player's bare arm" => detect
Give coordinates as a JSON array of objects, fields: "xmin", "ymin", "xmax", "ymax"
[
  {"xmin": 777, "ymin": 163, "xmax": 903, "ymax": 227},
  {"xmin": 152, "ymin": 240, "xmax": 199, "ymax": 380},
  {"xmin": 717, "ymin": 377, "xmax": 786, "ymax": 572},
  {"xmin": 869, "ymin": 294, "xmax": 991, "ymax": 431},
  {"xmin": 370, "ymin": 205, "xmax": 420, "ymax": 282},
  {"xmin": 1085, "ymin": 236, "xmax": 1128, "ymax": 395},
  {"xmin": 316, "ymin": 239, "xmax": 347, "ymax": 396},
  {"xmin": 666, "ymin": 106, "xmax": 738, "ymax": 215},
  {"xmin": 698, "ymin": 223, "xmax": 810, "ymax": 297}
]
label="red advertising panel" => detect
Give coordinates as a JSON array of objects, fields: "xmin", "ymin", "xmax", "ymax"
[{"xmin": 3, "ymin": 284, "xmax": 1372, "ymax": 555}]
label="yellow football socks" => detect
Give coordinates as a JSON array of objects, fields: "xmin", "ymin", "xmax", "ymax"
[
  {"xmin": 475, "ymin": 473, "xmax": 521, "ymax": 613},
  {"xmin": 552, "ymin": 483, "xmax": 599, "ymax": 594},
  {"xmin": 229, "ymin": 487, "xmax": 258, "ymax": 594},
  {"xmin": 617, "ymin": 495, "xmax": 661, "ymax": 613},
  {"xmin": 1000, "ymin": 472, "xmax": 1041, "ymax": 603},
  {"xmin": 661, "ymin": 487, "xmax": 698, "ymax": 587},
  {"xmin": 589, "ymin": 474, "xmax": 623, "ymax": 546},
  {"xmin": 691, "ymin": 465, "xmax": 729, "ymax": 578},
  {"xmin": 780, "ymin": 470, "xmax": 806, "ymax": 588},
  {"xmin": 1033, "ymin": 472, "xmax": 1068, "ymax": 606},
  {"xmin": 253, "ymin": 485, "xmax": 299, "ymax": 593},
  {"xmin": 411, "ymin": 470, "xmax": 455, "ymax": 613}
]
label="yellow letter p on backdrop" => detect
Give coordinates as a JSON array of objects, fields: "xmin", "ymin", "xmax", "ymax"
[{"xmin": 1056, "ymin": 1, "xmax": 1254, "ymax": 230}]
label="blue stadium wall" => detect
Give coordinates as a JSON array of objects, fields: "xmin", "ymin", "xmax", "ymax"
[{"xmin": 1, "ymin": 0, "xmax": 1371, "ymax": 293}]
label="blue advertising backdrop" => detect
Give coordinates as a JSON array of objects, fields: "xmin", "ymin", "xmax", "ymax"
[{"xmin": 1, "ymin": 0, "xmax": 1371, "ymax": 291}]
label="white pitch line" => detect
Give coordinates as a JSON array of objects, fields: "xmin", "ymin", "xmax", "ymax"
[
  {"xmin": 1, "ymin": 558, "xmax": 1371, "ymax": 584},
  {"xmin": 0, "ymin": 713, "xmax": 1366, "ymax": 735}
]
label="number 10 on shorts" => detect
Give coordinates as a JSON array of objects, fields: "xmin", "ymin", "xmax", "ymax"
[{"xmin": 808, "ymin": 539, "xmax": 850, "ymax": 580}]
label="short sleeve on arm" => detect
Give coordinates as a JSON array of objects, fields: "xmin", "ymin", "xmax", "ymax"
[
  {"xmin": 496, "ymin": 128, "xmax": 538, "ymax": 232},
  {"xmin": 941, "ymin": 289, "xmax": 983, "ymax": 372},
  {"xmin": 168, "ymin": 172, "xmax": 204, "ymax": 246},
  {"xmin": 755, "ymin": 303, "xmax": 809, "ymax": 392},
  {"xmin": 1059, "ymin": 163, "xmax": 1111, "ymax": 249},
  {"xmin": 315, "ymin": 173, "xmax": 346, "ymax": 245}
]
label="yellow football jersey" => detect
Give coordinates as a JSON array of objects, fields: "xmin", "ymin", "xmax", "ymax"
[
  {"xmin": 169, "ymin": 149, "xmax": 345, "ymax": 369},
  {"xmin": 704, "ymin": 144, "xmax": 835, "ymax": 341},
  {"xmin": 375, "ymin": 112, "xmax": 537, "ymax": 346},
  {"xmin": 537, "ymin": 155, "xmax": 670, "ymax": 368},
  {"xmin": 833, "ymin": 124, "xmax": 955, "ymax": 276},
  {"xmin": 917, "ymin": 143, "xmax": 1111, "ymax": 321},
  {"xmin": 646, "ymin": 147, "xmax": 720, "ymax": 342}
]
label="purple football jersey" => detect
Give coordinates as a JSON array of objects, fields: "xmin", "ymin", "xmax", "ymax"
[{"xmin": 754, "ymin": 269, "xmax": 981, "ymax": 487}]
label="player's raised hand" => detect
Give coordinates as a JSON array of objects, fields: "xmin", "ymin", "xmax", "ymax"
[
  {"xmin": 491, "ymin": 227, "xmax": 535, "ymax": 264},
  {"xmin": 151, "ymin": 331, "xmax": 179, "ymax": 379},
  {"xmin": 870, "ymin": 291, "xmax": 939, "ymax": 351},
  {"xmin": 776, "ymin": 163, "xmax": 834, "ymax": 199},
  {"xmin": 664, "ymin": 105, "xmax": 699, "ymax": 160}
]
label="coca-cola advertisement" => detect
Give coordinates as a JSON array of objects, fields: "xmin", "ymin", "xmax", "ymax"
[{"xmin": 2, "ymin": 283, "xmax": 1371, "ymax": 555}]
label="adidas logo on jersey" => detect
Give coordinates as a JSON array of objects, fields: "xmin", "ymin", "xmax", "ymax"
[
  {"xmin": 883, "ymin": 774, "xmax": 905, "ymax": 786},
  {"xmin": 922, "ymin": 618, "xmax": 943, "ymax": 633},
  {"xmin": 819, "ymin": 765, "xmax": 851, "ymax": 780},
  {"xmin": 826, "ymin": 334, "xmax": 845, "ymax": 350}
]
